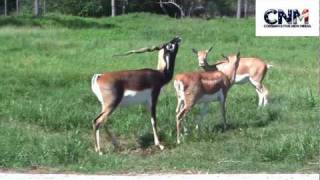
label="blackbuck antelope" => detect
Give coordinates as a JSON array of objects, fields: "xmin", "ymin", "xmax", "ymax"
[
  {"xmin": 91, "ymin": 37, "xmax": 181, "ymax": 154},
  {"xmin": 174, "ymin": 52, "xmax": 240, "ymax": 144},
  {"xmin": 192, "ymin": 47, "xmax": 272, "ymax": 106}
]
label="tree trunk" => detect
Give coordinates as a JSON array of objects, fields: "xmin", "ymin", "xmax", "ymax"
[
  {"xmin": 159, "ymin": 0, "xmax": 168, "ymax": 15},
  {"xmin": 188, "ymin": 1, "xmax": 194, "ymax": 17},
  {"xmin": 43, "ymin": 0, "xmax": 46, "ymax": 15},
  {"xmin": 111, "ymin": 0, "xmax": 116, "ymax": 17},
  {"xmin": 158, "ymin": 1, "xmax": 185, "ymax": 18},
  {"xmin": 236, "ymin": 0, "xmax": 242, "ymax": 19},
  {"xmin": 16, "ymin": 0, "xmax": 19, "ymax": 15},
  {"xmin": 4, "ymin": 0, "xmax": 7, "ymax": 16},
  {"xmin": 122, "ymin": 0, "xmax": 126, "ymax": 14},
  {"xmin": 244, "ymin": 0, "xmax": 248, "ymax": 18},
  {"xmin": 34, "ymin": 0, "xmax": 40, "ymax": 16}
]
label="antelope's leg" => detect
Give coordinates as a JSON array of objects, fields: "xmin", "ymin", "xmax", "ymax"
[
  {"xmin": 105, "ymin": 127, "xmax": 120, "ymax": 149},
  {"xmin": 175, "ymin": 94, "xmax": 185, "ymax": 142},
  {"xmin": 148, "ymin": 90, "xmax": 164, "ymax": 150},
  {"xmin": 92, "ymin": 108, "xmax": 113, "ymax": 155},
  {"xmin": 219, "ymin": 91, "xmax": 227, "ymax": 131},
  {"xmin": 176, "ymin": 99, "xmax": 184, "ymax": 113},
  {"xmin": 255, "ymin": 88, "xmax": 264, "ymax": 107},
  {"xmin": 92, "ymin": 112, "xmax": 104, "ymax": 153},
  {"xmin": 176, "ymin": 108, "xmax": 184, "ymax": 144},
  {"xmin": 249, "ymin": 78, "xmax": 265, "ymax": 107},
  {"xmin": 174, "ymin": 80, "xmax": 185, "ymax": 113},
  {"xmin": 196, "ymin": 103, "xmax": 209, "ymax": 130},
  {"xmin": 176, "ymin": 105, "xmax": 191, "ymax": 144},
  {"xmin": 262, "ymin": 85, "xmax": 269, "ymax": 106},
  {"xmin": 92, "ymin": 94, "xmax": 120, "ymax": 155}
]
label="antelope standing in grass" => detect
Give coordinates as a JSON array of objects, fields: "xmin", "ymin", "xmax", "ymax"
[
  {"xmin": 192, "ymin": 47, "xmax": 272, "ymax": 106},
  {"xmin": 174, "ymin": 52, "xmax": 240, "ymax": 144},
  {"xmin": 91, "ymin": 37, "xmax": 181, "ymax": 154}
]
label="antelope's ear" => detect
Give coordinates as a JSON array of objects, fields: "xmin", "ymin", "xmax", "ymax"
[
  {"xmin": 192, "ymin": 48, "xmax": 198, "ymax": 54},
  {"xmin": 221, "ymin": 54, "xmax": 229, "ymax": 62},
  {"xmin": 207, "ymin": 46, "xmax": 213, "ymax": 53}
]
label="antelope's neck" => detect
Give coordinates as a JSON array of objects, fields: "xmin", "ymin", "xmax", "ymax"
[
  {"xmin": 157, "ymin": 50, "xmax": 177, "ymax": 84},
  {"xmin": 202, "ymin": 62, "xmax": 217, "ymax": 71},
  {"xmin": 157, "ymin": 49, "xmax": 166, "ymax": 70},
  {"xmin": 163, "ymin": 53, "xmax": 176, "ymax": 83},
  {"xmin": 216, "ymin": 63, "xmax": 236, "ymax": 83}
]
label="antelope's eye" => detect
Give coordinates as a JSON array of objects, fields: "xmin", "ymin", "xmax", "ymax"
[{"xmin": 166, "ymin": 44, "xmax": 175, "ymax": 51}]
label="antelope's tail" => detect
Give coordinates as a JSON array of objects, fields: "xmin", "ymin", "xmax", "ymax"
[{"xmin": 91, "ymin": 74, "xmax": 103, "ymax": 103}]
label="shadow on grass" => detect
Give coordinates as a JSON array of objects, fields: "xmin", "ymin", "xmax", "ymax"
[
  {"xmin": 45, "ymin": 16, "xmax": 115, "ymax": 29},
  {"xmin": 0, "ymin": 17, "xmax": 42, "ymax": 27},
  {"xmin": 182, "ymin": 107, "xmax": 282, "ymax": 143},
  {"xmin": 137, "ymin": 132, "xmax": 166, "ymax": 149},
  {"xmin": 229, "ymin": 107, "xmax": 281, "ymax": 131},
  {"xmin": 0, "ymin": 16, "xmax": 115, "ymax": 29}
]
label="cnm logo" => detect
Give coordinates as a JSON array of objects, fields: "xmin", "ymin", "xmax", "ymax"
[{"xmin": 264, "ymin": 9, "xmax": 309, "ymax": 25}]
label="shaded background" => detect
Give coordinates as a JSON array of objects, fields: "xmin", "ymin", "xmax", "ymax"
[{"xmin": 0, "ymin": 0, "xmax": 255, "ymax": 18}]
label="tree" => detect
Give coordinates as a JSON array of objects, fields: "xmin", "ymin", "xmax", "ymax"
[
  {"xmin": 34, "ymin": 0, "xmax": 40, "ymax": 16},
  {"xmin": 16, "ymin": 0, "xmax": 19, "ymax": 15},
  {"xmin": 122, "ymin": 0, "xmax": 128, "ymax": 14},
  {"xmin": 158, "ymin": 0, "xmax": 185, "ymax": 18},
  {"xmin": 4, "ymin": 0, "xmax": 7, "ymax": 16},
  {"xmin": 244, "ymin": 0, "xmax": 248, "ymax": 17},
  {"xmin": 236, "ymin": 0, "xmax": 241, "ymax": 18},
  {"xmin": 111, "ymin": 0, "xmax": 116, "ymax": 16},
  {"xmin": 43, "ymin": 0, "xmax": 46, "ymax": 15}
]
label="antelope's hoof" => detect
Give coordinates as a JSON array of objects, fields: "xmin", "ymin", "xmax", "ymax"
[{"xmin": 98, "ymin": 151, "xmax": 103, "ymax": 155}]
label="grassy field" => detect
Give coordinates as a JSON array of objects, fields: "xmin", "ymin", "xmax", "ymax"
[{"xmin": 0, "ymin": 13, "xmax": 319, "ymax": 173}]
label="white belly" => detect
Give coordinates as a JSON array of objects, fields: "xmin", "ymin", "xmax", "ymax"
[
  {"xmin": 234, "ymin": 74, "xmax": 250, "ymax": 84},
  {"xmin": 120, "ymin": 89, "xmax": 152, "ymax": 106},
  {"xmin": 197, "ymin": 89, "xmax": 223, "ymax": 103}
]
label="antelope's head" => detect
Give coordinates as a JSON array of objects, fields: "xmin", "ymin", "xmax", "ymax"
[
  {"xmin": 164, "ymin": 36, "xmax": 181, "ymax": 54},
  {"xmin": 221, "ymin": 51, "xmax": 241, "ymax": 83},
  {"xmin": 192, "ymin": 47, "xmax": 213, "ymax": 67},
  {"xmin": 112, "ymin": 36, "xmax": 181, "ymax": 57},
  {"xmin": 221, "ymin": 52, "xmax": 240, "ymax": 67},
  {"xmin": 157, "ymin": 36, "xmax": 182, "ymax": 81}
]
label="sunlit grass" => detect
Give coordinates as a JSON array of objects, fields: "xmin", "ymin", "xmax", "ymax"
[{"xmin": 0, "ymin": 13, "xmax": 319, "ymax": 173}]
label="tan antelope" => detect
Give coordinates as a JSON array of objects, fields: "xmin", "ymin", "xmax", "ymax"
[
  {"xmin": 192, "ymin": 47, "xmax": 272, "ymax": 106},
  {"xmin": 174, "ymin": 52, "xmax": 240, "ymax": 144},
  {"xmin": 91, "ymin": 37, "xmax": 181, "ymax": 154}
]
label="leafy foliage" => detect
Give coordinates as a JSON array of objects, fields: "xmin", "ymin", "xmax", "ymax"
[{"xmin": 1, "ymin": 0, "xmax": 253, "ymax": 17}]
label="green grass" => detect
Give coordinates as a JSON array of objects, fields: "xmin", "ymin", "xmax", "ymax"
[{"xmin": 0, "ymin": 13, "xmax": 319, "ymax": 173}]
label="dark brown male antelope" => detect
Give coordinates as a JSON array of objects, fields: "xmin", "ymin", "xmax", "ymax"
[
  {"xmin": 193, "ymin": 47, "xmax": 272, "ymax": 106},
  {"xmin": 174, "ymin": 52, "xmax": 240, "ymax": 144},
  {"xmin": 91, "ymin": 37, "xmax": 181, "ymax": 154}
]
